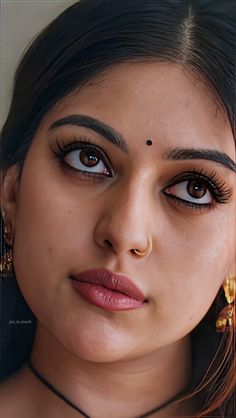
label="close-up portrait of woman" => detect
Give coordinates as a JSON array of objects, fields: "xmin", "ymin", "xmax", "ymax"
[{"xmin": 0, "ymin": 0, "xmax": 235, "ymax": 417}]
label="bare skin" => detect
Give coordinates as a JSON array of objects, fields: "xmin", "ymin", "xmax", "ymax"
[{"xmin": 0, "ymin": 62, "xmax": 235, "ymax": 418}]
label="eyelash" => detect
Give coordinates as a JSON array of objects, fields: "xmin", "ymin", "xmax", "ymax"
[
  {"xmin": 51, "ymin": 136, "xmax": 232, "ymax": 212},
  {"xmin": 163, "ymin": 169, "xmax": 232, "ymax": 212},
  {"xmin": 51, "ymin": 136, "xmax": 113, "ymax": 179}
]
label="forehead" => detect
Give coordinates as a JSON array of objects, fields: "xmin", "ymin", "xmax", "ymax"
[{"xmin": 40, "ymin": 62, "xmax": 235, "ymax": 157}]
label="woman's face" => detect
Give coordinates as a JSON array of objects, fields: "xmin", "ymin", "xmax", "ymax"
[{"xmin": 5, "ymin": 63, "xmax": 236, "ymax": 362}]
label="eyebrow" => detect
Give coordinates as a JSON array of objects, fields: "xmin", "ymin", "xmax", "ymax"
[
  {"xmin": 48, "ymin": 114, "xmax": 129, "ymax": 154},
  {"xmin": 165, "ymin": 148, "xmax": 236, "ymax": 173},
  {"xmin": 48, "ymin": 114, "xmax": 236, "ymax": 172}
]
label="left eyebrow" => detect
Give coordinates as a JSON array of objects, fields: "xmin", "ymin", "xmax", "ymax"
[
  {"xmin": 48, "ymin": 114, "xmax": 129, "ymax": 154},
  {"xmin": 165, "ymin": 148, "xmax": 236, "ymax": 173}
]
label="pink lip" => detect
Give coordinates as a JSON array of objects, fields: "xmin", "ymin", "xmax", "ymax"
[{"xmin": 69, "ymin": 268, "xmax": 146, "ymax": 312}]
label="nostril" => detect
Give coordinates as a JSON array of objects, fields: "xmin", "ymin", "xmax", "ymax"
[{"xmin": 104, "ymin": 239, "xmax": 113, "ymax": 248}]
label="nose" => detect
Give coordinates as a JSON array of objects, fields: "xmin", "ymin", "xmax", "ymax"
[{"xmin": 94, "ymin": 181, "xmax": 152, "ymax": 258}]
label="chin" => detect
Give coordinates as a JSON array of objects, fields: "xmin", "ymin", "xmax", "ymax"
[
  {"xmin": 67, "ymin": 338, "xmax": 134, "ymax": 363},
  {"xmin": 55, "ymin": 320, "xmax": 139, "ymax": 363}
]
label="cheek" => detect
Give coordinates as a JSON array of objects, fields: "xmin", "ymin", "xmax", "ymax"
[
  {"xmin": 166, "ymin": 205, "xmax": 234, "ymax": 280},
  {"xmin": 155, "ymin": 212, "xmax": 234, "ymax": 337},
  {"xmin": 12, "ymin": 153, "xmax": 96, "ymax": 315}
]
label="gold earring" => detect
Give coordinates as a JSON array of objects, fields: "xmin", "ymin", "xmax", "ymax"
[
  {"xmin": 132, "ymin": 238, "xmax": 153, "ymax": 258},
  {"xmin": 216, "ymin": 276, "xmax": 235, "ymax": 333},
  {"xmin": 0, "ymin": 215, "xmax": 14, "ymax": 276}
]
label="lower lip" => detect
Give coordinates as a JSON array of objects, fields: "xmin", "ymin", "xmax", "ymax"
[{"xmin": 70, "ymin": 279, "xmax": 145, "ymax": 312}]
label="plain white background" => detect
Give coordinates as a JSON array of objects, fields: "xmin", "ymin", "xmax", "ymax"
[{"xmin": 1, "ymin": 0, "xmax": 77, "ymax": 125}]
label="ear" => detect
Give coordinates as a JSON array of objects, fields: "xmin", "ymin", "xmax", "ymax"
[{"xmin": 1, "ymin": 164, "xmax": 20, "ymax": 230}]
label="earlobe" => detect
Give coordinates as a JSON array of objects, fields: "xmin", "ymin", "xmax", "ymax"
[{"xmin": 1, "ymin": 164, "xmax": 20, "ymax": 229}]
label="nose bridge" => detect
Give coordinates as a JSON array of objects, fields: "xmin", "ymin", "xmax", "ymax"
[
  {"xmin": 116, "ymin": 176, "xmax": 146, "ymax": 219},
  {"xmin": 94, "ymin": 176, "xmax": 151, "ymax": 254}
]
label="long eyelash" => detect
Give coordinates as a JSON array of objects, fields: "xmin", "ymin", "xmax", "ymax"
[
  {"xmin": 164, "ymin": 167, "xmax": 232, "ymax": 211},
  {"xmin": 50, "ymin": 135, "xmax": 112, "ymax": 178},
  {"xmin": 190, "ymin": 168, "xmax": 232, "ymax": 203},
  {"xmin": 53, "ymin": 136, "xmax": 93, "ymax": 155}
]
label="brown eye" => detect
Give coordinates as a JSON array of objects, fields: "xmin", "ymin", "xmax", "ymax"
[
  {"xmin": 187, "ymin": 180, "xmax": 208, "ymax": 199},
  {"xmin": 64, "ymin": 146, "xmax": 111, "ymax": 176},
  {"xmin": 164, "ymin": 179, "xmax": 212, "ymax": 205},
  {"xmin": 80, "ymin": 148, "xmax": 100, "ymax": 167}
]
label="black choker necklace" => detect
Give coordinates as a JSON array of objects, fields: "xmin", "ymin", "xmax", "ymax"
[{"xmin": 26, "ymin": 359, "xmax": 183, "ymax": 418}]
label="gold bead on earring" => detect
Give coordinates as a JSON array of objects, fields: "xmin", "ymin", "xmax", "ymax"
[
  {"xmin": 0, "ymin": 214, "xmax": 14, "ymax": 275},
  {"xmin": 216, "ymin": 276, "xmax": 235, "ymax": 333}
]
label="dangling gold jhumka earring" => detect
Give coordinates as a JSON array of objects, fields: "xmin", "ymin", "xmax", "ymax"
[
  {"xmin": 0, "ymin": 212, "xmax": 14, "ymax": 276},
  {"xmin": 216, "ymin": 276, "xmax": 235, "ymax": 333}
]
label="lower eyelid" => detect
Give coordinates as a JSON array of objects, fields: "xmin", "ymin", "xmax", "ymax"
[
  {"xmin": 60, "ymin": 161, "xmax": 107, "ymax": 183},
  {"xmin": 164, "ymin": 193, "xmax": 213, "ymax": 212}
]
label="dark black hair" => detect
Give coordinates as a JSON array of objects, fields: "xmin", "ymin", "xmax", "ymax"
[{"xmin": 1, "ymin": 1, "xmax": 235, "ymax": 416}]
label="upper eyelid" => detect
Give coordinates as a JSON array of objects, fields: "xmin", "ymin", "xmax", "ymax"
[
  {"xmin": 165, "ymin": 166, "xmax": 232, "ymax": 190},
  {"xmin": 56, "ymin": 137, "xmax": 110, "ymax": 160},
  {"xmin": 164, "ymin": 170, "xmax": 225, "ymax": 187},
  {"xmin": 55, "ymin": 137, "xmax": 114, "ymax": 173},
  {"xmin": 48, "ymin": 114, "xmax": 129, "ymax": 154}
]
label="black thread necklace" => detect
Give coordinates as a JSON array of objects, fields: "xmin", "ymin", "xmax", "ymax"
[{"xmin": 26, "ymin": 359, "xmax": 183, "ymax": 418}]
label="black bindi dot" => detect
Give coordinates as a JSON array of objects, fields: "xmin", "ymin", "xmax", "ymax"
[{"xmin": 146, "ymin": 140, "xmax": 153, "ymax": 146}]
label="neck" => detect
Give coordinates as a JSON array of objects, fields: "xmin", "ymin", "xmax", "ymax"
[{"xmin": 25, "ymin": 322, "xmax": 192, "ymax": 418}]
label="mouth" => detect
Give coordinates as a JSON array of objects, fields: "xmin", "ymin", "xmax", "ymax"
[{"xmin": 69, "ymin": 268, "xmax": 147, "ymax": 312}]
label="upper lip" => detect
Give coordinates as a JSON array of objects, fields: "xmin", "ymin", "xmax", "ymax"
[{"xmin": 70, "ymin": 268, "xmax": 146, "ymax": 302}]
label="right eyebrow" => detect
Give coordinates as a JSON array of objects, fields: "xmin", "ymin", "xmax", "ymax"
[
  {"xmin": 48, "ymin": 114, "xmax": 129, "ymax": 154},
  {"xmin": 165, "ymin": 147, "xmax": 236, "ymax": 173}
]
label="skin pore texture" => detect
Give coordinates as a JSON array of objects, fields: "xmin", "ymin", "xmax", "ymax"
[{"xmin": 0, "ymin": 62, "xmax": 235, "ymax": 418}]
